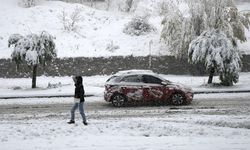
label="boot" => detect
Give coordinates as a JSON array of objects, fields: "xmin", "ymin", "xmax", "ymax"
[
  {"xmin": 67, "ymin": 120, "xmax": 75, "ymax": 124},
  {"xmin": 83, "ymin": 121, "xmax": 88, "ymax": 125}
]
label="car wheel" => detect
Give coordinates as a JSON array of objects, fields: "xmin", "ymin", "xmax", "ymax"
[
  {"xmin": 171, "ymin": 93, "xmax": 185, "ymax": 106},
  {"xmin": 111, "ymin": 94, "xmax": 126, "ymax": 107}
]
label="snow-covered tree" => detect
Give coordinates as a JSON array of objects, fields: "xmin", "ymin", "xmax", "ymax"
[
  {"xmin": 124, "ymin": 0, "xmax": 134, "ymax": 12},
  {"xmin": 188, "ymin": 29, "xmax": 241, "ymax": 86},
  {"xmin": 123, "ymin": 15, "xmax": 155, "ymax": 36},
  {"xmin": 161, "ymin": 0, "xmax": 250, "ymax": 59},
  {"xmin": 161, "ymin": 8, "xmax": 194, "ymax": 58},
  {"xmin": 8, "ymin": 31, "xmax": 57, "ymax": 88},
  {"xmin": 161, "ymin": 0, "xmax": 249, "ymax": 85}
]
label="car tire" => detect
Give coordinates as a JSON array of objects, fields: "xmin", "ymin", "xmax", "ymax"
[
  {"xmin": 111, "ymin": 94, "xmax": 127, "ymax": 107},
  {"xmin": 171, "ymin": 93, "xmax": 185, "ymax": 106}
]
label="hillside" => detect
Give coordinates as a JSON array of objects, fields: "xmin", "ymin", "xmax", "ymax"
[{"xmin": 0, "ymin": 0, "xmax": 249, "ymax": 59}]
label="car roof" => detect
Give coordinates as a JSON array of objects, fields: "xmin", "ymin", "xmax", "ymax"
[
  {"xmin": 112, "ymin": 70, "xmax": 166, "ymax": 81},
  {"xmin": 114, "ymin": 69, "xmax": 154, "ymax": 76}
]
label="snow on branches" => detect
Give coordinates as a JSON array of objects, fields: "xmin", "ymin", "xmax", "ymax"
[
  {"xmin": 8, "ymin": 34, "xmax": 24, "ymax": 48},
  {"xmin": 58, "ymin": 7, "xmax": 83, "ymax": 32},
  {"xmin": 161, "ymin": 0, "xmax": 250, "ymax": 59},
  {"xmin": 161, "ymin": 9, "xmax": 193, "ymax": 58},
  {"xmin": 8, "ymin": 31, "xmax": 57, "ymax": 68},
  {"xmin": 8, "ymin": 31, "xmax": 57, "ymax": 88},
  {"xmin": 161, "ymin": 0, "xmax": 250, "ymax": 85},
  {"xmin": 188, "ymin": 29, "xmax": 241, "ymax": 86}
]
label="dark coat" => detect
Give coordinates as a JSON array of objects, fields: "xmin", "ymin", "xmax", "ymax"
[{"xmin": 74, "ymin": 76, "xmax": 85, "ymax": 103}]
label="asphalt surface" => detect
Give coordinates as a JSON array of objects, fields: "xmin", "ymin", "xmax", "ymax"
[{"xmin": 1, "ymin": 95, "xmax": 250, "ymax": 120}]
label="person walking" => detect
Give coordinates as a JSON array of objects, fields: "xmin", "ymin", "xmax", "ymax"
[{"xmin": 68, "ymin": 76, "xmax": 88, "ymax": 125}]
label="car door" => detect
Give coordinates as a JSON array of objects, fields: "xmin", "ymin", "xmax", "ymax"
[
  {"xmin": 141, "ymin": 75, "xmax": 165, "ymax": 101},
  {"xmin": 120, "ymin": 75, "xmax": 144, "ymax": 101}
]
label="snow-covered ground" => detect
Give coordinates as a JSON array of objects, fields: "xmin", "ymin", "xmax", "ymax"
[
  {"xmin": 0, "ymin": 0, "xmax": 249, "ymax": 58},
  {"xmin": 0, "ymin": 0, "xmax": 165, "ymax": 58},
  {"xmin": 0, "ymin": 73, "xmax": 250, "ymax": 150},
  {"xmin": 1, "ymin": 113, "xmax": 250, "ymax": 150},
  {"xmin": 1, "ymin": 72, "xmax": 250, "ymax": 98},
  {"xmin": 1, "ymin": 94, "xmax": 250, "ymax": 150},
  {"xmin": 0, "ymin": 72, "xmax": 250, "ymax": 149},
  {"xmin": 1, "ymin": 1, "xmax": 250, "ymax": 149}
]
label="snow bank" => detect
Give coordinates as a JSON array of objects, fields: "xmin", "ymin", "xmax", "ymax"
[{"xmin": 1, "ymin": 72, "xmax": 250, "ymax": 99}]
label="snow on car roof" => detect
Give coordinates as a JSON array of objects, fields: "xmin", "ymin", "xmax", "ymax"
[
  {"xmin": 115, "ymin": 70, "xmax": 154, "ymax": 76},
  {"xmin": 112, "ymin": 69, "xmax": 168, "ymax": 81}
]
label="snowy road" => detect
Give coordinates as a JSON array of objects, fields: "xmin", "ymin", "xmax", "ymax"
[
  {"xmin": 1, "ymin": 94, "xmax": 250, "ymax": 116},
  {"xmin": 0, "ymin": 94, "xmax": 250, "ymax": 150}
]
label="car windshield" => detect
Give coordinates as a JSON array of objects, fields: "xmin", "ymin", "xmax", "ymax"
[{"xmin": 106, "ymin": 76, "xmax": 122, "ymax": 83}]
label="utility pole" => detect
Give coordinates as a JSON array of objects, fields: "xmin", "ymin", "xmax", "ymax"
[{"xmin": 149, "ymin": 39, "xmax": 153, "ymax": 69}]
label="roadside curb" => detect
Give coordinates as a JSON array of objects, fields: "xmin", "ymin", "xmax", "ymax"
[
  {"xmin": 0, "ymin": 94, "xmax": 94, "ymax": 99},
  {"xmin": 194, "ymin": 90, "xmax": 250, "ymax": 94}
]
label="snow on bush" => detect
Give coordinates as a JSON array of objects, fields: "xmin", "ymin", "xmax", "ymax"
[
  {"xmin": 47, "ymin": 82, "xmax": 62, "ymax": 89},
  {"xmin": 19, "ymin": 0, "xmax": 37, "ymax": 8},
  {"xmin": 188, "ymin": 29, "xmax": 241, "ymax": 86},
  {"xmin": 8, "ymin": 34, "xmax": 24, "ymax": 48},
  {"xmin": 123, "ymin": 15, "xmax": 155, "ymax": 36},
  {"xmin": 105, "ymin": 40, "xmax": 120, "ymax": 52},
  {"xmin": 58, "ymin": 7, "xmax": 83, "ymax": 32}
]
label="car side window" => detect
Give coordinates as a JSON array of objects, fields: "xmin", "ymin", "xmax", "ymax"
[
  {"xmin": 142, "ymin": 75, "xmax": 162, "ymax": 84},
  {"xmin": 121, "ymin": 75, "xmax": 140, "ymax": 83}
]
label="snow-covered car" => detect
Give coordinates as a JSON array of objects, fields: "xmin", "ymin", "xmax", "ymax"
[{"xmin": 104, "ymin": 70, "xmax": 194, "ymax": 107}]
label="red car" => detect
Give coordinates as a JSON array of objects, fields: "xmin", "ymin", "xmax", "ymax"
[{"xmin": 104, "ymin": 70, "xmax": 194, "ymax": 107}]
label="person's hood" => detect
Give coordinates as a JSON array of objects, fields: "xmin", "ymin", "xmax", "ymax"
[{"xmin": 74, "ymin": 76, "xmax": 83, "ymax": 87}]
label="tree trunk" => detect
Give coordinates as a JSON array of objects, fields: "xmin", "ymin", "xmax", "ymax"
[
  {"xmin": 90, "ymin": 0, "xmax": 94, "ymax": 7},
  {"xmin": 32, "ymin": 65, "xmax": 37, "ymax": 88},
  {"xmin": 208, "ymin": 67, "xmax": 215, "ymax": 84}
]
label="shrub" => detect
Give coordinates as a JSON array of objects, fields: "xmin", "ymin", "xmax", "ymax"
[{"xmin": 123, "ymin": 16, "xmax": 155, "ymax": 36}]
